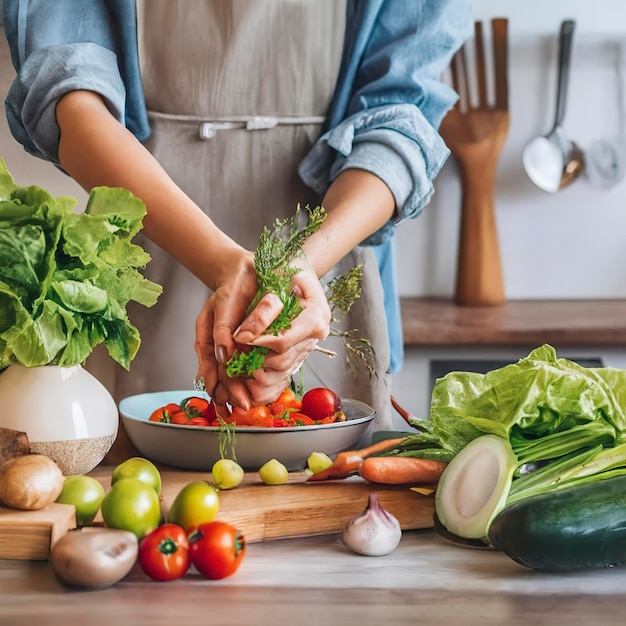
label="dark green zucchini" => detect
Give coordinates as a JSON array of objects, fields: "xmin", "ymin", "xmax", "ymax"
[{"xmin": 488, "ymin": 474, "xmax": 626, "ymax": 571}]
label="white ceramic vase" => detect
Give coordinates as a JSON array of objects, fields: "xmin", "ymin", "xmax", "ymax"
[{"xmin": 0, "ymin": 364, "xmax": 118, "ymax": 475}]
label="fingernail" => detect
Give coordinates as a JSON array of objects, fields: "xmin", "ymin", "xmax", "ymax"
[
  {"xmin": 234, "ymin": 330, "xmax": 255, "ymax": 344},
  {"xmin": 240, "ymin": 398, "xmax": 250, "ymax": 411},
  {"xmin": 215, "ymin": 345, "xmax": 227, "ymax": 364}
]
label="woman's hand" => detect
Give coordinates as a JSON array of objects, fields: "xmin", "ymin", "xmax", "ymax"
[
  {"xmin": 233, "ymin": 257, "xmax": 331, "ymax": 405},
  {"xmin": 195, "ymin": 254, "xmax": 331, "ymax": 408}
]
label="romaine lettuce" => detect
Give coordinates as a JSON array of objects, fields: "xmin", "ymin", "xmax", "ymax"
[{"xmin": 0, "ymin": 159, "xmax": 162, "ymax": 370}]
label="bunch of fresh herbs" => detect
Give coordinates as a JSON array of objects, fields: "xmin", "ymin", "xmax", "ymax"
[{"xmin": 226, "ymin": 204, "xmax": 374, "ymax": 378}]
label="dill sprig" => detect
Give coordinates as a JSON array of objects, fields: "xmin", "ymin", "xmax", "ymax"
[
  {"xmin": 226, "ymin": 205, "xmax": 326, "ymax": 377},
  {"xmin": 225, "ymin": 204, "xmax": 376, "ymax": 379},
  {"xmin": 217, "ymin": 416, "xmax": 237, "ymax": 461},
  {"xmin": 326, "ymin": 264, "xmax": 376, "ymax": 379}
]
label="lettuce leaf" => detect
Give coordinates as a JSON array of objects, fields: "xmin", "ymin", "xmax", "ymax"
[
  {"xmin": 0, "ymin": 158, "xmax": 162, "ymax": 370},
  {"xmin": 390, "ymin": 344, "xmax": 626, "ymax": 501}
]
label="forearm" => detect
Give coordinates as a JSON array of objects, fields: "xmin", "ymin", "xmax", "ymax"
[
  {"xmin": 303, "ymin": 169, "xmax": 395, "ymax": 277},
  {"xmin": 56, "ymin": 90, "xmax": 245, "ymax": 290}
]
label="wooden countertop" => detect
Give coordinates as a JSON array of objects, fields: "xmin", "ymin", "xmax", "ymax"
[
  {"xmin": 3, "ymin": 529, "xmax": 626, "ymax": 625},
  {"xmin": 2, "ymin": 466, "xmax": 626, "ymax": 624},
  {"xmin": 400, "ymin": 297, "xmax": 626, "ymax": 346}
]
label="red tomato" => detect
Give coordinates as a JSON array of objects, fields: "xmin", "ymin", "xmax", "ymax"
[
  {"xmin": 290, "ymin": 413, "xmax": 315, "ymax": 426},
  {"xmin": 149, "ymin": 403, "xmax": 181, "ymax": 423},
  {"xmin": 187, "ymin": 416, "xmax": 211, "ymax": 427},
  {"xmin": 301, "ymin": 387, "xmax": 342, "ymax": 421},
  {"xmin": 205, "ymin": 400, "xmax": 218, "ymax": 423},
  {"xmin": 138, "ymin": 523, "xmax": 190, "ymax": 581},
  {"xmin": 226, "ymin": 405, "xmax": 274, "ymax": 427},
  {"xmin": 180, "ymin": 396, "xmax": 210, "ymax": 418},
  {"xmin": 269, "ymin": 389, "xmax": 302, "ymax": 416},
  {"xmin": 188, "ymin": 521, "xmax": 246, "ymax": 580},
  {"xmin": 170, "ymin": 411, "xmax": 190, "ymax": 425}
]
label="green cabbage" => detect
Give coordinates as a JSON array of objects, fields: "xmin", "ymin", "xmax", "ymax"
[
  {"xmin": 0, "ymin": 159, "xmax": 162, "ymax": 370},
  {"xmin": 390, "ymin": 344, "xmax": 626, "ymax": 501}
]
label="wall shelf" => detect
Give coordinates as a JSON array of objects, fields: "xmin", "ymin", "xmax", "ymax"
[{"xmin": 400, "ymin": 298, "xmax": 626, "ymax": 347}]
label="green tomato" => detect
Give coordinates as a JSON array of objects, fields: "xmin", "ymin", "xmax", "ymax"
[
  {"xmin": 307, "ymin": 452, "xmax": 333, "ymax": 475},
  {"xmin": 212, "ymin": 459, "xmax": 244, "ymax": 490},
  {"xmin": 259, "ymin": 459, "xmax": 288, "ymax": 485},
  {"xmin": 167, "ymin": 481, "xmax": 219, "ymax": 532},
  {"xmin": 56, "ymin": 475, "xmax": 106, "ymax": 527},
  {"xmin": 111, "ymin": 457, "xmax": 161, "ymax": 495},
  {"xmin": 101, "ymin": 477, "xmax": 161, "ymax": 539}
]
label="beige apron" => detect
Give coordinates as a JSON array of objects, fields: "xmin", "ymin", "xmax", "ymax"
[{"xmin": 90, "ymin": 0, "xmax": 392, "ymax": 453}]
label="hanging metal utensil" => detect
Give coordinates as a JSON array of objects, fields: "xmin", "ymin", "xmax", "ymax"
[
  {"xmin": 585, "ymin": 40, "xmax": 626, "ymax": 188},
  {"xmin": 523, "ymin": 20, "xmax": 585, "ymax": 193}
]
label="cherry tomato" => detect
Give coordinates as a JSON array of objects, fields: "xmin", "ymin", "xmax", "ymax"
[
  {"xmin": 180, "ymin": 396, "xmax": 210, "ymax": 418},
  {"xmin": 167, "ymin": 481, "xmax": 220, "ymax": 532},
  {"xmin": 149, "ymin": 403, "xmax": 181, "ymax": 423},
  {"xmin": 188, "ymin": 521, "xmax": 246, "ymax": 580},
  {"xmin": 101, "ymin": 477, "xmax": 161, "ymax": 539},
  {"xmin": 226, "ymin": 405, "xmax": 274, "ymax": 427},
  {"xmin": 205, "ymin": 400, "xmax": 218, "ymax": 423},
  {"xmin": 55, "ymin": 475, "xmax": 105, "ymax": 527},
  {"xmin": 301, "ymin": 387, "xmax": 342, "ymax": 421},
  {"xmin": 290, "ymin": 413, "xmax": 315, "ymax": 426},
  {"xmin": 187, "ymin": 416, "xmax": 211, "ymax": 427},
  {"xmin": 138, "ymin": 523, "xmax": 190, "ymax": 581},
  {"xmin": 111, "ymin": 457, "xmax": 162, "ymax": 494},
  {"xmin": 170, "ymin": 411, "xmax": 191, "ymax": 425},
  {"xmin": 269, "ymin": 389, "xmax": 302, "ymax": 416}
]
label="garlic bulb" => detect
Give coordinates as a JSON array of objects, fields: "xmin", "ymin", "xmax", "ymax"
[{"xmin": 341, "ymin": 493, "xmax": 402, "ymax": 556}]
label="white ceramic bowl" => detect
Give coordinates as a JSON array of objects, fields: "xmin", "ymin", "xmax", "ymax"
[{"xmin": 119, "ymin": 390, "xmax": 375, "ymax": 471}]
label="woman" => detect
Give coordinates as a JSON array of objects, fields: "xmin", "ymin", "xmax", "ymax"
[{"xmin": 2, "ymin": 0, "xmax": 471, "ymax": 443}]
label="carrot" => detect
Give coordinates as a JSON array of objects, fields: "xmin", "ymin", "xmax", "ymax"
[
  {"xmin": 307, "ymin": 437, "xmax": 407, "ymax": 481},
  {"xmin": 358, "ymin": 456, "xmax": 447, "ymax": 485},
  {"xmin": 390, "ymin": 395, "xmax": 414, "ymax": 426}
]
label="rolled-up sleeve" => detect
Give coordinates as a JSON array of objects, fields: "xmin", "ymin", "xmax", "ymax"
[
  {"xmin": 299, "ymin": 0, "xmax": 472, "ymax": 246},
  {"xmin": 2, "ymin": 0, "xmax": 149, "ymax": 165}
]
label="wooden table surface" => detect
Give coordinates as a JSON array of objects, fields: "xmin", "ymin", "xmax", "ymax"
[
  {"xmin": 2, "ymin": 528, "xmax": 626, "ymax": 626},
  {"xmin": 1, "ymin": 463, "xmax": 626, "ymax": 625}
]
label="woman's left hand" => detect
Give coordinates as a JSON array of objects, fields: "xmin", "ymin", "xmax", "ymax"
[{"xmin": 195, "ymin": 255, "xmax": 330, "ymax": 408}]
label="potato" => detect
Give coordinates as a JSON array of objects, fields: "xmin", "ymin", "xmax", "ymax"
[{"xmin": 0, "ymin": 454, "xmax": 64, "ymax": 510}]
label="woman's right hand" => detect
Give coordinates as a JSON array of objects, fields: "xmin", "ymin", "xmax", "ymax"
[{"xmin": 195, "ymin": 252, "xmax": 331, "ymax": 408}]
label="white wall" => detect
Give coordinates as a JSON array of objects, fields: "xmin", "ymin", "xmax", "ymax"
[{"xmin": 396, "ymin": 0, "xmax": 626, "ymax": 300}]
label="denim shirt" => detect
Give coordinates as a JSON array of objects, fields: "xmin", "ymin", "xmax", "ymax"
[{"xmin": 2, "ymin": 0, "xmax": 471, "ymax": 371}]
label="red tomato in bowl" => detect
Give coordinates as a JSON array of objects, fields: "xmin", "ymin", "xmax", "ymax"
[
  {"xmin": 170, "ymin": 411, "xmax": 191, "ymax": 425},
  {"xmin": 180, "ymin": 396, "xmax": 210, "ymax": 417},
  {"xmin": 149, "ymin": 403, "xmax": 181, "ymax": 423},
  {"xmin": 138, "ymin": 523, "xmax": 190, "ymax": 581},
  {"xmin": 188, "ymin": 521, "xmax": 246, "ymax": 579},
  {"xmin": 187, "ymin": 416, "xmax": 211, "ymax": 427},
  {"xmin": 301, "ymin": 388, "xmax": 342, "ymax": 421}
]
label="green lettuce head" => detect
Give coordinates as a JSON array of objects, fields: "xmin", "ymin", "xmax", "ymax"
[{"xmin": 0, "ymin": 158, "xmax": 162, "ymax": 370}]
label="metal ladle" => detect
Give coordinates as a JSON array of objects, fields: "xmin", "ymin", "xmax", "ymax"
[
  {"xmin": 523, "ymin": 20, "xmax": 584, "ymax": 193},
  {"xmin": 585, "ymin": 40, "xmax": 626, "ymax": 188}
]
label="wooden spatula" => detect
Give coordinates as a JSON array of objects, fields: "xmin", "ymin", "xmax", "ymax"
[{"xmin": 441, "ymin": 19, "xmax": 509, "ymax": 306}]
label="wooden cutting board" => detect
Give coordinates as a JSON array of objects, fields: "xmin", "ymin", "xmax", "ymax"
[
  {"xmin": 91, "ymin": 467, "xmax": 436, "ymax": 543},
  {"xmin": 209, "ymin": 473, "xmax": 435, "ymax": 542},
  {"xmin": 0, "ymin": 468, "xmax": 435, "ymax": 560},
  {"xmin": 0, "ymin": 503, "xmax": 76, "ymax": 560}
]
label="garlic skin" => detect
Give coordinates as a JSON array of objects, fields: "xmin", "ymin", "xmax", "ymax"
[{"xmin": 341, "ymin": 493, "xmax": 402, "ymax": 556}]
